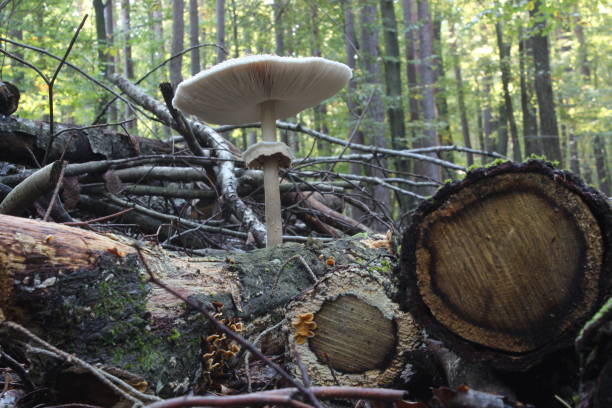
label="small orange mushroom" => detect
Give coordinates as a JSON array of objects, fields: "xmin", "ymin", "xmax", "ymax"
[{"xmin": 292, "ymin": 312, "xmax": 317, "ymax": 344}]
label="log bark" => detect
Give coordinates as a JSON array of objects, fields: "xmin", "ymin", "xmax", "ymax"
[
  {"xmin": 0, "ymin": 214, "xmax": 396, "ymax": 395},
  {"xmin": 400, "ymin": 160, "xmax": 611, "ymax": 370}
]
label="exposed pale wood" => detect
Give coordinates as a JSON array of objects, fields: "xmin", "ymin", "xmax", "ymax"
[
  {"xmin": 401, "ymin": 160, "xmax": 611, "ymax": 369},
  {"xmin": 310, "ymin": 294, "xmax": 396, "ymax": 373}
]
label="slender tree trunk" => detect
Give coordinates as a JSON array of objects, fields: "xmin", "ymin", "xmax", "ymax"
[
  {"xmin": 450, "ymin": 24, "xmax": 472, "ymax": 166},
  {"xmin": 495, "ymin": 22, "xmax": 520, "ymax": 160},
  {"xmin": 380, "ymin": 0, "xmax": 408, "ymax": 168},
  {"xmin": 518, "ymin": 27, "xmax": 540, "ymax": 156},
  {"xmin": 432, "ymin": 17, "xmax": 452, "ymax": 160},
  {"xmin": 530, "ymin": 0, "xmax": 561, "ymax": 162},
  {"xmin": 170, "ymin": 0, "xmax": 185, "ymax": 87},
  {"xmin": 273, "ymin": 0, "xmax": 284, "ymax": 56},
  {"xmin": 121, "ymin": 0, "xmax": 135, "ymax": 129},
  {"xmin": 229, "ymin": 0, "xmax": 239, "ymax": 58},
  {"xmin": 121, "ymin": 0, "xmax": 134, "ymax": 80},
  {"xmin": 189, "ymin": 0, "xmax": 201, "ymax": 75},
  {"xmin": 573, "ymin": 14, "xmax": 590, "ymax": 80},
  {"xmin": 310, "ymin": 3, "xmax": 329, "ymax": 156},
  {"xmin": 93, "ymin": 0, "xmax": 109, "ymax": 123},
  {"xmin": 104, "ymin": 0, "xmax": 118, "ymax": 124},
  {"xmin": 360, "ymin": 0, "xmax": 391, "ymax": 229},
  {"xmin": 415, "ymin": 0, "xmax": 440, "ymax": 191},
  {"xmin": 342, "ymin": 0, "xmax": 366, "ymax": 222},
  {"xmin": 402, "ymin": 0, "xmax": 420, "ymax": 128},
  {"xmin": 476, "ymin": 88, "xmax": 486, "ymax": 164},
  {"xmin": 215, "ymin": 0, "xmax": 226, "ymax": 63}
]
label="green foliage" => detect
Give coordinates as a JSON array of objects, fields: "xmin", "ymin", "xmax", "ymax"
[{"xmin": 0, "ymin": 0, "xmax": 609, "ymax": 192}]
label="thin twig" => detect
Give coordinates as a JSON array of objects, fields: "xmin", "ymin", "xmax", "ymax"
[
  {"xmin": 291, "ymin": 343, "xmax": 323, "ymax": 408},
  {"xmin": 62, "ymin": 208, "xmax": 134, "ymax": 226}
]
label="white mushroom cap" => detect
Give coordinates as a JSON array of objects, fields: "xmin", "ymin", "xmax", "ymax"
[
  {"xmin": 243, "ymin": 141, "xmax": 294, "ymax": 169},
  {"xmin": 172, "ymin": 55, "xmax": 352, "ymax": 125}
]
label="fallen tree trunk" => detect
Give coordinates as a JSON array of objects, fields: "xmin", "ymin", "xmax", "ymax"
[
  {"xmin": 400, "ymin": 160, "xmax": 611, "ymax": 370},
  {"xmin": 0, "ymin": 214, "xmax": 399, "ymax": 398}
]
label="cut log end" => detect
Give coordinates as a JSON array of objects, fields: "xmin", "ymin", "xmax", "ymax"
[
  {"xmin": 401, "ymin": 160, "xmax": 611, "ymax": 369},
  {"xmin": 309, "ymin": 294, "xmax": 397, "ymax": 373},
  {"xmin": 287, "ymin": 268, "xmax": 421, "ymax": 386}
]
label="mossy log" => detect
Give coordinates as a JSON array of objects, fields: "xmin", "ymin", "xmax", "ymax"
[
  {"xmin": 286, "ymin": 268, "xmax": 420, "ymax": 387},
  {"xmin": 0, "ymin": 214, "xmax": 398, "ymax": 398},
  {"xmin": 400, "ymin": 160, "xmax": 611, "ymax": 370}
]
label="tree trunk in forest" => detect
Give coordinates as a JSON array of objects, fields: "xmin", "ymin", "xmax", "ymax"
[
  {"xmin": 104, "ymin": 0, "xmax": 118, "ymax": 125},
  {"xmin": 573, "ymin": 13, "xmax": 591, "ymax": 80},
  {"xmin": 93, "ymin": 0, "xmax": 109, "ymax": 123},
  {"xmin": 121, "ymin": 0, "xmax": 134, "ymax": 80},
  {"xmin": 121, "ymin": 0, "xmax": 135, "ymax": 130},
  {"xmin": 170, "ymin": 0, "xmax": 184, "ymax": 87},
  {"xmin": 359, "ymin": 1, "xmax": 391, "ymax": 229},
  {"xmin": 311, "ymin": 3, "xmax": 329, "ymax": 156},
  {"xmin": 450, "ymin": 24, "xmax": 472, "ymax": 166},
  {"xmin": 415, "ymin": 0, "xmax": 440, "ymax": 193},
  {"xmin": 482, "ymin": 75, "xmax": 494, "ymax": 161},
  {"xmin": 342, "ymin": 0, "xmax": 366, "ymax": 223},
  {"xmin": 189, "ymin": 0, "xmax": 201, "ymax": 75},
  {"xmin": 530, "ymin": 0, "xmax": 562, "ymax": 163},
  {"xmin": 229, "ymin": 0, "xmax": 239, "ymax": 58},
  {"xmin": 495, "ymin": 23, "xmax": 520, "ymax": 161},
  {"xmin": 518, "ymin": 27, "xmax": 540, "ymax": 157},
  {"xmin": 400, "ymin": 159, "xmax": 611, "ymax": 370},
  {"xmin": 215, "ymin": 0, "xmax": 226, "ymax": 64},
  {"xmin": 402, "ymin": 0, "xmax": 420, "ymax": 128},
  {"xmin": 273, "ymin": 0, "xmax": 284, "ymax": 56},
  {"xmin": 593, "ymin": 134, "xmax": 610, "ymax": 195},
  {"xmin": 432, "ymin": 17, "xmax": 452, "ymax": 163},
  {"xmin": 379, "ymin": 0, "xmax": 409, "ymax": 210}
]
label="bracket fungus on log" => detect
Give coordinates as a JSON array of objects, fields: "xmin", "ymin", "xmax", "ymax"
[
  {"xmin": 172, "ymin": 55, "xmax": 351, "ymax": 247},
  {"xmin": 286, "ymin": 268, "xmax": 421, "ymax": 386},
  {"xmin": 400, "ymin": 160, "xmax": 612, "ymax": 370}
]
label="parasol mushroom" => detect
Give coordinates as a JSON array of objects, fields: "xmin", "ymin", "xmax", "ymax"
[{"xmin": 172, "ymin": 55, "xmax": 351, "ymax": 247}]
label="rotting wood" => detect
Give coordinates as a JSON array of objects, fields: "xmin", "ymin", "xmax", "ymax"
[{"xmin": 400, "ymin": 160, "xmax": 611, "ymax": 370}]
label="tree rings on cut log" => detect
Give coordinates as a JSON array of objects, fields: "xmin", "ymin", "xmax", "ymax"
[
  {"xmin": 400, "ymin": 160, "xmax": 611, "ymax": 369},
  {"xmin": 286, "ymin": 267, "xmax": 420, "ymax": 386}
]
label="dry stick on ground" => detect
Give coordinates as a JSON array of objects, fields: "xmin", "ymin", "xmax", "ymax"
[
  {"xmin": 43, "ymin": 161, "xmax": 65, "ymax": 221},
  {"xmin": 144, "ymin": 387, "xmax": 409, "ymax": 408},
  {"xmin": 111, "ymin": 75, "xmax": 267, "ymax": 247},
  {"xmin": 134, "ymin": 247, "xmax": 323, "ymax": 408}
]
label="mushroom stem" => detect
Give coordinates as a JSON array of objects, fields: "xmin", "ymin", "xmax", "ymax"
[{"xmin": 260, "ymin": 100, "xmax": 283, "ymax": 247}]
